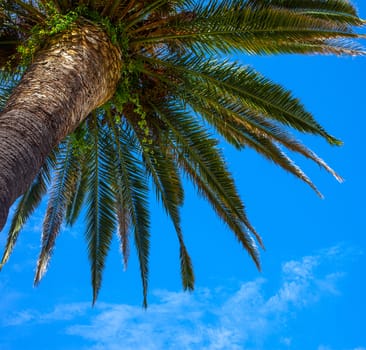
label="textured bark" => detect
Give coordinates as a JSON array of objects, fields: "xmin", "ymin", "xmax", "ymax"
[{"xmin": 0, "ymin": 20, "xmax": 122, "ymax": 230}]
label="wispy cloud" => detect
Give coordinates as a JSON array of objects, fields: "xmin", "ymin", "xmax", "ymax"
[
  {"xmin": 318, "ymin": 346, "xmax": 333, "ymax": 350},
  {"xmin": 3, "ymin": 245, "xmax": 362, "ymax": 350},
  {"xmin": 2, "ymin": 302, "xmax": 90, "ymax": 326}
]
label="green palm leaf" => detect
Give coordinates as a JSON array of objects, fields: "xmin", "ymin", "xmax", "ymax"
[
  {"xmin": 132, "ymin": 114, "xmax": 195, "ymax": 290},
  {"xmin": 152, "ymin": 102, "xmax": 262, "ymax": 267},
  {"xmin": 0, "ymin": 153, "xmax": 54, "ymax": 269},
  {"xmin": 34, "ymin": 139, "xmax": 80, "ymax": 284},
  {"xmin": 139, "ymin": 55, "xmax": 342, "ymax": 192},
  {"xmin": 249, "ymin": 0, "xmax": 360, "ymax": 21},
  {"xmin": 64, "ymin": 126, "xmax": 89, "ymax": 226},
  {"xmin": 105, "ymin": 118, "xmax": 151, "ymax": 306},
  {"xmin": 143, "ymin": 54, "xmax": 342, "ymax": 144},
  {"xmin": 84, "ymin": 116, "xmax": 117, "ymax": 304},
  {"xmin": 132, "ymin": 0, "xmax": 363, "ymax": 55}
]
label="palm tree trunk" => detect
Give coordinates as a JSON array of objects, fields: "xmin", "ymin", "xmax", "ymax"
[{"xmin": 0, "ymin": 20, "xmax": 121, "ymax": 230}]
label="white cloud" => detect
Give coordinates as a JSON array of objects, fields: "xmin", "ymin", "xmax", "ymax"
[
  {"xmin": 63, "ymin": 246, "xmax": 346, "ymax": 350},
  {"xmin": 4, "ymin": 310, "xmax": 35, "ymax": 326},
  {"xmin": 3, "ymin": 245, "xmax": 360, "ymax": 350},
  {"xmin": 318, "ymin": 346, "xmax": 333, "ymax": 350},
  {"xmin": 40, "ymin": 302, "xmax": 91, "ymax": 321},
  {"xmin": 280, "ymin": 337, "xmax": 292, "ymax": 346},
  {"xmin": 2, "ymin": 302, "xmax": 91, "ymax": 327}
]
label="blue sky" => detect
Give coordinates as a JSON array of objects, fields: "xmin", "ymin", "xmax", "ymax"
[{"xmin": 1, "ymin": 2, "xmax": 365, "ymax": 349}]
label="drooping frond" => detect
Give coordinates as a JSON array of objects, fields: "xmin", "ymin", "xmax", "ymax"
[
  {"xmin": 104, "ymin": 117, "xmax": 151, "ymax": 306},
  {"xmin": 64, "ymin": 126, "xmax": 89, "ymax": 226},
  {"xmin": 139, "ymin": 54, "xmax": 343, "ymax": 192},
  {"xmin": 151, "ymin": 102, "xmax": 262, "ymax": 267},
  {"xmin": 0, "ymin": 152, "xmax": 54, "ymax": 269},
  {"xmin": 34, "ymin": 139, "xmax": 80, "ymax": 284},
  {"xmin": 105, "ymin": 116, "xmax": 132, "ymax": 269},
  {"xmin": 128, "ymin": 108, "xmax": 195, "ymax": 290},
  {"xmin": 84, "ymin": 116, "xmax": 117, "ymax": 304},
  {"xmin": 115, "ymin": 203, "xmax": 131, "ymax": 269},
  {"xmin": 145, "ymin": 148, "xmax": 194, "ymax": 290}
]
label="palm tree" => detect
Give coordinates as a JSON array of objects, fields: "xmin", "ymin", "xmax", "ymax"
[{"xmin": 0, "ymin": 0, "xmax": 363, "ymax": 305}]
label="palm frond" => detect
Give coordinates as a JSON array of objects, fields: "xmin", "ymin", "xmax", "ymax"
[
  {"xmin": 0, "ymin": 152, "xmax": 54, "ymax": 269},
  {"xmin": 84, "ymin": 117, "xmax": 117, "ymax": 304},
  {"xmin": 116, "ymin": 204, "xmax": 131, "ymax": 269},
  {"xmin": 125, "ymin": 0, "xmax": 169, "ymax": 29},
  {"xmin": 180, "ymin": 152, "xmax": 261, "ymax": 268},
  {"xmin": 132, "ymin": 111, "xmax": 195, "ymax": 290},
  {"xmin": 8, "ymin": 0, "xmax": 46, "ymax": 24},
  {"xmin": 151, "ymin": 102, "xmax": 262, "ymax": 267},
  {"xmin": 138, "ymin": 54, "xmax": 342, "ymax": 192},
  {"xmin": 248, "ymin": 0, "xmax": 361, "ymax": 24},
  {"xmin": 64, "ymin": 126, "xmax": 89, "ymax": 226},
  {"xmin": 105, "ymin": 117, "xmax": 151, "ymax": 306},
  {"xmin": 64, "ymin": 161, "xmax": 88, "ymax": 225},
  {"xmin": 132, "ymin": 0, "xmax": 363, "ymax": 55},
  {"xmin": 143, "ymin": 54, "xmax": 342, "ymax": 144},
  {"xmin": 193, "ymin": 94, "xmax": 342, "ymax": 182},
  {"xmin": 104, "ymin": 114, "xmax": 133, "ymax": 269},
  {"xmin": 34, "ymin": 139, "xmax": 80, "ymax": 284}
]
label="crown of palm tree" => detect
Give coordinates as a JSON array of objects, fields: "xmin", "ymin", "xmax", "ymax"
[{"xmin": 0, "ymin": 0, "xmax": 364, "ymax": 306}]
